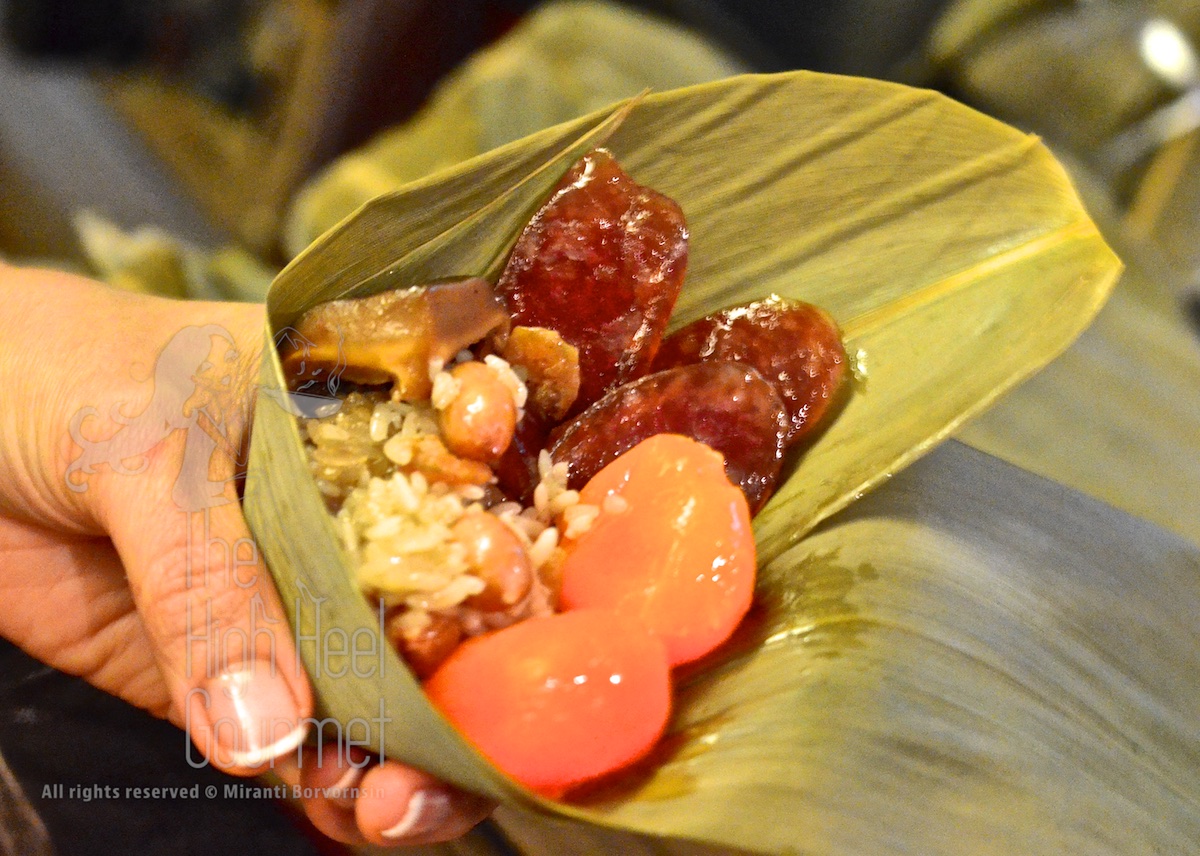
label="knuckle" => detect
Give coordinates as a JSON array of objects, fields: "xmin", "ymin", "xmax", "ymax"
[{"xmin": 135, "ymin": 539, "xmax": 255, "ymax": 667}]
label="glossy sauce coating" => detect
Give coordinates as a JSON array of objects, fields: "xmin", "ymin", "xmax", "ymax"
[
  {"xmin": 652, "ymin": 296, "xmax": 847, "ymax": 445},
  {"xmin": 495, "ymin": 149, "xmax": 688, "ymax": 413},
  {"xmin": 550, "ymin": 361, "xmax": 789, "ymax": 514}
]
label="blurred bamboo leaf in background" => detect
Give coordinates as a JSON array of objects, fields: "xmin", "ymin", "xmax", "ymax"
[
  {"xmin": 927, "ymin": 0, "xmax": 1200, "ymax": 547},
  {"xmin": 282, "ymin": 0, "xmax": 748, "ymax": 257}
]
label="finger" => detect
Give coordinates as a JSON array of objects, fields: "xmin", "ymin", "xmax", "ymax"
[
  {"xmin": 0, "ymin": 516, "xmax": 166, "ymax": 713},
  {"xmin": 355, "ymin": 763, "xmax": 495, "ymax": 847},
  {"xmin": 100, "ymin": 441, "xmax": 314, "ymax": 774},
  {"xmin": 0, "ymin": 282, "xmax": 305, "ymax": 770},
  {"xmin": 293, "ymin": 744, "xmax": 371, "ymax": 845},
  {"xmin": 270, "ymin": 753, "xmax": 303, "ymax": 789}
]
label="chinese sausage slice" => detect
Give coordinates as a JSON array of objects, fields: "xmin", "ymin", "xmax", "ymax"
[{"xmin": 496, "ymin": 149, "xmax": 688, "ymax": 414}]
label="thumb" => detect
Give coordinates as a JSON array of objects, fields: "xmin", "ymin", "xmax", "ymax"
[
  {"xmin": 82, "ymin": 296, "xmax": 316, "ymax": 775},
  {"xmin": 105, "ymin": 478, "xmax": 314, "ymax": 774},
  {"xmin": 7, "ymin": 276, "xmax": 314, "ymax": 773}
]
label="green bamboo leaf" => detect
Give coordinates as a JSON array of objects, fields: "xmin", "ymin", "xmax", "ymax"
[{"xmin": 244, "ymin": 71, "xmax": 1122, "ymax": 852}]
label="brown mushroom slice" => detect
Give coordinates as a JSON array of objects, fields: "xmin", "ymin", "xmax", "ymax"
[{"xmin": 280, "ymin": 277, "xmax": 509, "ymax": 401}]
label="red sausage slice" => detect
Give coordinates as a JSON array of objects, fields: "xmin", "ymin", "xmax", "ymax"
[
  {"xmin": 550, "ymin": 361, "xmax": 789, "ymax": 513},
  {"xmin": 652, "ymin": 296, "xmax": 848, "ymax": 445},
  {"xmin": 496, "ymin": 149, "xmax": 688, "ymax": 413}
]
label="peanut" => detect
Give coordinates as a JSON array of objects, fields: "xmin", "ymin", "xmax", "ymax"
[
  {"xmin": 453, "ymin": 512, "xmax": 533, "ymax": 612},
  {"xmin": 438, "ymin": 361, "xmax": 516, "ymax": 463},
  {"xmin": 386, "ymin": 610, "xmax": 461, "ymax": 678}
]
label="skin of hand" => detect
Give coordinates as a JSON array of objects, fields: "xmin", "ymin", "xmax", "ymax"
[{"xmin": 0, "ymin": 263, "xmax": 492, "ymax": 847}]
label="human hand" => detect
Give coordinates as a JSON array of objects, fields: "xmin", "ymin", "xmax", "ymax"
[{"xmin": 0, "ymin": 263, "xmax": 492, "ymax": 846}]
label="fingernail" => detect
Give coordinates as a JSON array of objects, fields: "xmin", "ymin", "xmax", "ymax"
[
  {"xmin": 328, "ymin": 764, "xmax": 366, "ymax": 810},
  {"xmin": 380, "ymin": 789, "xmax": 453, "ymax": 841},
  {"xmin": 202, "ymin": 661, "xmax": 307, "ymax": 768}
]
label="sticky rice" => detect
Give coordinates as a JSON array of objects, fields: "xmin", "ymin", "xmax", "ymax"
[{"xmin": 301, "ymin": 360, "xmax": 597, "ymax": 648}]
